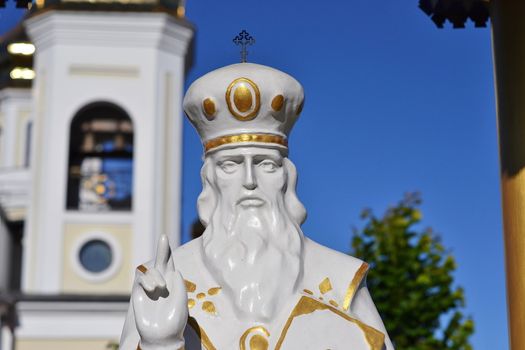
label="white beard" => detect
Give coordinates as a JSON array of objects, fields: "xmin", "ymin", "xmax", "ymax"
[{"xmin": 202, "ymin": 196, "xmax": 303, "ymax": 322}]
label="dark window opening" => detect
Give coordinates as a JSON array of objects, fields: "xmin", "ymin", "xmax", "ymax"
[
  {"xmin": 66, "ymin": 102, "xmax": 133, "ymax": 211},
  {"xmin": 78, "ymin": 239, "xmax": 113, "ymax": 273}
]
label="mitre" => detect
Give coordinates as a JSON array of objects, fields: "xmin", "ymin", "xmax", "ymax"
[{"xmin": 183, "ymin": 63, "xmax": 305, "ymax": 154}]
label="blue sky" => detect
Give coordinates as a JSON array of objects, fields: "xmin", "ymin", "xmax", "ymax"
[{"xmin": 1, "ymin": 1, "xmax": 506, "ymax": 349}]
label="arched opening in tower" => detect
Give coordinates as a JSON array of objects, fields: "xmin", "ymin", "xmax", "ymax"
[{"xmin": 66, "ymin": 102, "xmax": 133, "ymax": 211}]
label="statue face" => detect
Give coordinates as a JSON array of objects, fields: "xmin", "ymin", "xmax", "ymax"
[
  {"xmin": 201, "ymin": 146, "xmax": 304, "ymax": 321},
  {"xmin": 204, "ymin": 147, "xmax": 301, "ymax": 321},
  {"xmin": 209, "ymin": 147, "xmax": 286, "ymax": 210}
]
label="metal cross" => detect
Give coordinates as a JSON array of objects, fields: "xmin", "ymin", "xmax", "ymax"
[{"xmin": 233, "ymin": 30, "xmax": 255, "ymax": 63}]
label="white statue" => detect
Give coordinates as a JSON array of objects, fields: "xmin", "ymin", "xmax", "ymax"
[{"xmin": 120, "ymin": 63, "xmax": 395, "ymax": 350}]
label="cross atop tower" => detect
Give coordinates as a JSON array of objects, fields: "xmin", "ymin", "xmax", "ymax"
[{"xmin": 233, "ymin": 30, "xmax": 255, "ymax": 63}]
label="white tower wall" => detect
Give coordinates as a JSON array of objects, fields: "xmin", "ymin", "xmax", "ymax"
[
  {"xmin": 13, "ymin": 9, "xmax": 193, "ymax": 350},
  {"xmin": 0, "ymin": 88, "xmax": 32, "ymax": 169},
  {"xmin": 22, "ymin": 11, "xmax": 193, "ymax": 296},
  {"xmin": 0, "ymin": 89, "xmax": 32, "ymax": 223}
]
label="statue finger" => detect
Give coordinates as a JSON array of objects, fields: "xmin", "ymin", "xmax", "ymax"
[
  {"xmin": 137, "ymin": 273, "xmax": 156, "ymax": 293},
  {"xmin": 147, "ymin": 267, "xmax": 167, "ymax": 290},
  {"xmin": 154, "ymin": 234, "xmax": 171, "ymax": 271},
  {"xmin": 137, "ymin": 265, "xmax": 167, "ymax": 292}
]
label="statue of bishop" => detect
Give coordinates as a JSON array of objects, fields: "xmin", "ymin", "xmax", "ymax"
[{"xmin": 120, "ymin": 63, "xmax": 395, "ymax": 350}]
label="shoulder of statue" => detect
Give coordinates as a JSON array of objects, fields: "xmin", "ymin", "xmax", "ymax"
[
  {"xmin": 302, "ymin": 237, "xmax": 370, "ymax": 313},
  {"xmin": 171, "ymin": 237, "xmax": 206, "ymax": 282},
  {"xmin": 172, "ymin": 237, "xmax": 202, "ymax": 264}
]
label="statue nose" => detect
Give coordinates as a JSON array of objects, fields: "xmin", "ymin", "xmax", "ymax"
[{"xmin": 243, "ymin": 161, "xmax": 257, "ymax": 190}]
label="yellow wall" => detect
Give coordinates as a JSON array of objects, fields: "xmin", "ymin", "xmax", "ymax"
[
  {"xmin": 17, "ymin": 339, "xmax": 118, "ymax": 350},
  {"xmin": 62, "ymin": 223, "xmax": 132, "ymax": 294}
]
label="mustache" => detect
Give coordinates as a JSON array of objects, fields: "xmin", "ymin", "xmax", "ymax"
[{"xmin": 235, "ymin": 191, "xmax": 269, "ymax": 208}]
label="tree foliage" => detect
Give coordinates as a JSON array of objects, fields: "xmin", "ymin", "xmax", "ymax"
[
  {"xmin": 351, "ymin": 193, "xmax": 474, "ymax": 350},
  {"xmin": 106, "ymin": 341, "xmax": 119, "ymax": 350}
]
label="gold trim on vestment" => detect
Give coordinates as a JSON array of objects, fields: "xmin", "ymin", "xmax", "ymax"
[
  {"xmin": 329, "ymin": 299, "xmax": 339, "ymax": 307},
  {"xmin": 274, "ymin": 296, "xmax": 384, "ymax": 350},
  {"xmin": 239, "ymin": 326, "xmax": 270, "ymax": 350},
  {"xmin": 208, "ymin": 287, "xmax": 222, "ymax": 295},
  {"xmin": 202, "ymin": 301, "xmax": 217, "ymax": 315},
  {"xmin": 136, "ymin": 265, "xmax": 148, "ymax": 274},
  {"xmin": 342, "ymin": 262, "xmax": 369, "ymax": 312},
  {"xmin": 319, "ymin": 277, "xmax": 333, "ymax": 294},
  {"xmin": 187, "ymin": 316, "xmax": 217, "ymax": 350},
  {"xmin": 204, "ymin": 133, "xmax": 287, "ymax": 153},
  {"xmin": 184, "ymin": 279, "xmax": 197, "ymax": 293}
]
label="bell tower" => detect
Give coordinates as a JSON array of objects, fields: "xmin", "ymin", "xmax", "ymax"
[{"xmin": 11, "ymin": 1, "xmax": 194, "ymax": 348}]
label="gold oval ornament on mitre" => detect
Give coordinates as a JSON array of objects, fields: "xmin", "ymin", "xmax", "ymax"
[
  {"xmin": 271, "ymin": 94, "xmax": 285, "ymax": 112},
  {"xmin": 226, "ymin": 77, "xmax": 261, "ymax": 121},
  {"xmin": 202, "ymin": 98, "xmax": 217, "ymax": 120}
]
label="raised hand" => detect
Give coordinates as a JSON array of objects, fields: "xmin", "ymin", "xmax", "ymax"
[{"xmin": 132, "ymin": 235, "xmax": 188, "ymax": 350}]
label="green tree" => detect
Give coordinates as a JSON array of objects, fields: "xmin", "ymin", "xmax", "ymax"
[
  {"xmin": 106, "ymin": 341, "xmax": 119, "ymax": 350},
  {"xmin": 351, "ymin": 193, "xmax": 474, "ymax": 350}
]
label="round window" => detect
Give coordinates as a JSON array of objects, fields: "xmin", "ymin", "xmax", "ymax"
[{"xmin": 78, "ymin": 239, "xmax": 113, "ymax": 273}]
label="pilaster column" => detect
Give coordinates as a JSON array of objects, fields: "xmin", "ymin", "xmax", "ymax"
[{"xmin": 491, "ymin": 2, "xmax": 525, "ymax": 348}]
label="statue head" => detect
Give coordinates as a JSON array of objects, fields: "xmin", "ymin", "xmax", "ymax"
[{"xmin": 184, "ymin": 63, "xmax": 306, "ymax": 321}]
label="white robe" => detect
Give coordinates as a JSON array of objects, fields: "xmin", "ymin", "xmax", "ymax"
[{"xmin": 120, "ymin": 237, "xmax": 393, "ymax": 350}]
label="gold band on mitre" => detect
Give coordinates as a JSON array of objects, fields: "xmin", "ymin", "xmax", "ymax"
[{"xmin": 204, "ymin": 133, "xmax": 288, "ymax": 153}]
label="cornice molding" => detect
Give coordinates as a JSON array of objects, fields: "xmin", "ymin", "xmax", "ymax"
[
  {"xmin": 0, "ymin": 88, "xmax": 32, "ymax": 103},
  {"xmin": 24, "ymin": 11, "xmax": 194, "ymax": 56},
  {"xmin": 419, "ymin": 0, "xmax": 490, "ymax": 28}
]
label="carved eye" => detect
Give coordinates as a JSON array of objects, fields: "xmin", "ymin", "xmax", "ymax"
[
  {"xmin": 258, "ymin": 160, "xmax": 278, "ymax": 173},
  {"xmin": 219, "ymin": 160, "xmax": 239, "ymax": 174}
]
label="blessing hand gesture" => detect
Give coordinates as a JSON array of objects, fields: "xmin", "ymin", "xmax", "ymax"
[{"xmin": 132, "ymin": 235, "xmax": 188, "ymax": 350}]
